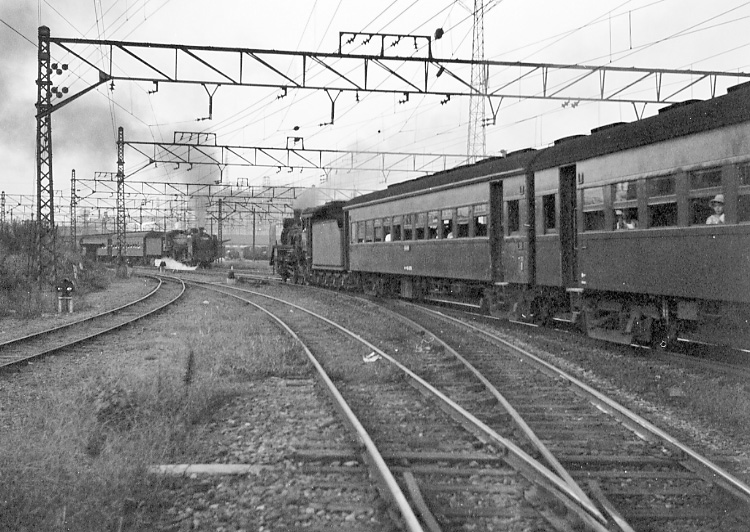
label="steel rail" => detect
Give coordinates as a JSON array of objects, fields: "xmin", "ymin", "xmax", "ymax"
[
  {"xmin": 385, "ymin": 302, "xmax": 601, "ymax": 517},
  {"xmin": 0, "ymin": 276, "xmax": 184, "ymax": 371},
  {"xmin": 0, "ymin": 275, "xmax": 162, "ymax": 349},
  {"xmin": 199, "ymin": 282, "xmax": 612, "ymax": 531},
  {"xmin": 419, "ymin": 305, "xmax": 750, "ymax": 505},
  {"xmin": 184, "ymin": 280, "xmax": 425, "ymax": 532}
]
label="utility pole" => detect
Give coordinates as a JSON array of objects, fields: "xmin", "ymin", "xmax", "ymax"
[
  {"xmin": 1, "ymin": 191, "xmax": 5, "ymax": 227},
  {"xmin": 467, "ymin": 0, "xmax": 487, "ymax": 164}
]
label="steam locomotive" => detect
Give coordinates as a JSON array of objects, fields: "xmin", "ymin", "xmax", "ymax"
[
  {"xmin": 276, "ymin": 81, "xmax": 750, "ymax": 351},
  {"xmin": 80, "ymin": 228, "xmax": 221, "ymax": 267}
]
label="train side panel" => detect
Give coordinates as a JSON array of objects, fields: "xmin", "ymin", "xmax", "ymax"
[
  {"xmin": 579, "ymin": 227, "xmax": 750, "ymax": 303},
  {"xmin": 311, "ymin": 220, "xmax": 346, "ymax": 271},
  {"xmin": 145, "ymin": 235, "xmax": 163, "ymax": 257},
  {"xmin": 576, "ymin": 122, "xmax": 750, "ymax": 304},
  {"xmin": 349, "ymin": 240, "xmax": 491, "ymax": 280},
  {"xmin": 346, "ymin": 181, "xmax": 492, "ymax": 282},
  {"xmin": 501, "ymin": 173, "xmax": 531, "ymax": 285}
]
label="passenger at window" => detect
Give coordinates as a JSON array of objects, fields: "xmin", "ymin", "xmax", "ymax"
[
  {"xmin": 615, "ymin": 209, "xmax": 637, "ymax": 230},
  {"xmin": 705, "ymin": 194, "xmax": 725, "ymax": 225},
  {"xmin": 442, "ymin": 221, "xmax": 453, "ymax": 239},
  {"xmin": 384, "ymin": 232, "xmax": 391, "ymax": 242}
]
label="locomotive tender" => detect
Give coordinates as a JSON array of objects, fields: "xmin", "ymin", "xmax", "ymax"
[{"xmin": 287, "ymin": 81, "xmax": 750, "ymax": 350}]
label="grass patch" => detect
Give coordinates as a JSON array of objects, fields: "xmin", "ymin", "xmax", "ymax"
[{"xmin": 0, "ymin": 287, "xmax": 311, "ymax": 531}]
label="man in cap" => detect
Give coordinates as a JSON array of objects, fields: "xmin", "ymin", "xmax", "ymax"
[
  {"xmin": 705, "ymin": 194, "xmax": 725, "ymax": 225},
  {"xmin": 615, "ymin": 209, "xmax": 637, "ymax": 230}
]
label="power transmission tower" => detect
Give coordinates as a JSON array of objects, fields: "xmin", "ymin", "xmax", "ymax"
[{"xmin": 467, "ymin": 0, "xmax": 487, "ymax": 164}]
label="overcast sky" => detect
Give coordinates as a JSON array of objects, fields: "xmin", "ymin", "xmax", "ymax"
[{"xmin": 1, "ymin": 0, "xmax": 749, "ymax": 219}]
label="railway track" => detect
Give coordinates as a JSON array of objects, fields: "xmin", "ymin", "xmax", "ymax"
[
  {"xmin": 179, "ymin": 279, "xmax": 614, "ymax": 531},
  {"xmin": 0, "ymin": 275, "xmax": 185, "ymax": 373},
  {"xmin": 377, "ymin": 300, "xmax": 750, "ymax": 532}
]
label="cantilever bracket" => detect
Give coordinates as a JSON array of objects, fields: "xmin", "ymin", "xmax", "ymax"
[
  {"xmin": 197, "ymin": 84, "xmax": 220, "ymax": 121},
  {"xmin": 484, "ymin": 96, "xmax": 503, "ymax": 126},
  {"xmin": 319, "ymin": 89, "xmax": 342, "ymax": 126}
]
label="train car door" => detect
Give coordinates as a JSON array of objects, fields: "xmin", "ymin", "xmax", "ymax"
[
  {"xmin": 559, "ymin": 165, "xmax": 578, "ymax": 288},
  {"xmin": 490, "ymin": 181, "xmax": 503, "ymax": 281}
]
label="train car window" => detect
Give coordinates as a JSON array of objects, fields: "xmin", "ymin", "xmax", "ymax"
[
  {"xmin": 738, "ymin": 195, "xmax": 750, "ymax": 222},
  {"xmin": 356, "ymin": 221, "xmax": 365, "ymax": 243},
  {"xmin": 441, "ymin": 209, "xmax": 454, "ymax": 238},
  {"xmin": 351, "ymin": 222, "xmax": 357, "ymax": 244},
  {"xmin": 392, "ymin": 215, "xmax": 402, "ymax": 241},
  {"xmin": 689, "ymin": 168, "xmax": 723, "ymax": 224},
  {"xmin": 456, "ymin": 207, "xmax": 470, "ymax": 238},
  {"xmin": 542, "ymin": 194, "xmax": 557, "ymax": 233},
  {"xmin": 614, "ymin": 181, "xmax": 638, "ymax": 202},
  {"xmin": 374, "ymin": 218, "xmax": 383, "ymax": 242},
  {"xmin": 612, "ymin": 181, "xmax": 639, "ymax": 229},
  {"xmin": 741, "ymin": 164, "xmax": 750, "ymax": 186},
  {"xmin": 428, "ymin": 211, "xmax": 439, "ymax": 239},
  {"xmin": 582, "ymin": 187, "xmax": 605, "ymax": 231},
  {"xmin": 403, "ymin": 214, "xmax": 414, "ymax": 240},
  {"xmin": 739, "ymin": 164, "xmax": 750, "ymax": 222},
  {"xmin": 364, "ymin": 220, "xmax": 374, "ymax": 243},
  {"xmin": 690, "ymin": 168, "xmax": 722, "ymax": 190},
  {"xmin": 646, "ymin": 176, "xmax": 677, "ymax": 227},
  {"xmin": 647, "ymin": 175, "xmax": 675, "ymax": 196},
  {"xmin": 507, "ymin": 200, "xmax": 520, "ymax": 235},
  {"xmin": 473, "ymin": 203, "xmax": 488, "ymax": 237},
  {"xmin": 415, "ymin": 212, "xmax": 426, "ymax": 240},
  {"xmin": 383, "ymin": 217, "xmax": 392, "ymax": 241}
]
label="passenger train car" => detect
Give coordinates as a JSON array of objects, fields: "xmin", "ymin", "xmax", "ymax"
[{"xmin": 282, "ymin": 81, "xmax": 750, "ymax": 350}]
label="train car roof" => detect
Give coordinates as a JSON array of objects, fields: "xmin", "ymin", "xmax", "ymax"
[
  {"xmin": 301, "ymin": 200, "xmax": 347, "ymax": 220},
  {"xmin": 80, "ymin": 231, "xmax": 163, "ymax": 241},
  {"xmin": 341, "ymin": 82, "xmax": 750, "ymax": 210},
  {"xmin": 531, "ymin": 81, "xmax": 750, "ymax": 170},
  {"xmin": 345, "ymin": 148, "xmax": 536, "ymax": 209}
]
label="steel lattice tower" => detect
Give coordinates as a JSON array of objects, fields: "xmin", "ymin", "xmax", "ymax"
[
  {"xmin": 116, "ymin": 127, "xmax": 126, "ymax": 259},
  {"xmin": 35, "ymin": 25, "xmax": 56, "ymax": 283},
  {"xmin": 467, "ymin": 0, "xmax": 487, "ymax": 164},
  {"xmin": 217, "ymin": 198, "xmax": 223, "ymax": 261},
  {"xmin": 70, "ymin": 169, "xmax": 77, "ymax": 247},
  {"xmin": 1, "ymin": 191, "xmax": 5, "ymax": 227}
]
